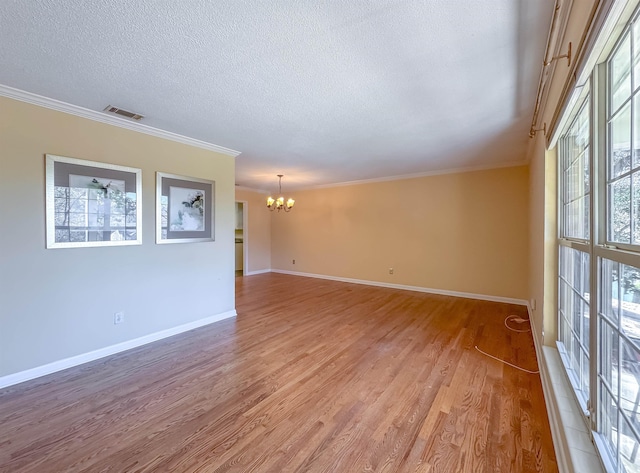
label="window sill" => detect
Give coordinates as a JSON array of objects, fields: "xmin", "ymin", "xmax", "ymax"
[{"xmin": 542, "ymin": 345, "xmax": 606, "ymax": 473}]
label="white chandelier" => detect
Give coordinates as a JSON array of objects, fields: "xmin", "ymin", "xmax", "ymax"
[{"xmin": 266, "ymin": 174, "xmax": 295, "ymax": 212}]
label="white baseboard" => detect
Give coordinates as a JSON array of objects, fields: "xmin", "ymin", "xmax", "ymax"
[
  {"xmin": 0, "ymin": 310, "xmax": 237, "ymax": 390},
  {"xmin": 244, "ymin": 269, "xmax": 271, "ymax": 276},
  {"xmin": 271, "ymin": 269, "xmax": 528, "ymax": 306}
]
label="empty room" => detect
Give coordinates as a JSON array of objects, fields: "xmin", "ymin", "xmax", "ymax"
[{"xmin": 1, "ymin": 1, "xmax": 638, "ymax": 472}]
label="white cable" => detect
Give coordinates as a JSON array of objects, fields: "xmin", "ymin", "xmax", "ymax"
[
  {"xmin": 504, "ymin": 314, "xmax": 531, "ymax": 333},
  {"xmin": 474, "ymin": 345, "xmax": 540, "ymax": 374}
]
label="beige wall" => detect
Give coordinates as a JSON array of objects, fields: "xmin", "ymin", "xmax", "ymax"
[
  {"xmin": 235, "ymin": 188, "xmax": 271, "ymax": 273},
  {"xmin": 0, "ymin": 96, "xmax": 236, "ymax": 378},
  {"xmin": 528, "ymin": 135, "xmax": 558, "ymax": 348},
  {"xmin": 271, "ymin": 166, "xmax": 530, "ymax": 300}
]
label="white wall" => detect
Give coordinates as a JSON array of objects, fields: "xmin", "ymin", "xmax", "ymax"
[{"xmin": 0, "ymin": 96, "xmax": 236, "ymax": 380}]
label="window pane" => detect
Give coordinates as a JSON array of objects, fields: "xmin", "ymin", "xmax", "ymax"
[
  {"xmin": 562, "ymin": 99, "xmax": 591, "ymax": 240},
  {"xmin": 581, "ymin": 349, "xmax": 590, "ymax": 396},
  {"xmin": 582, "ymin": 300, "xmax": 591, "ymax": 348},
  {"xmin": 559, "ymin": 246, "xmax": 590, "ymax": 403},
  {"xmin": 583, "ymin": 251, "xmax": 591, "ymax": 297},
  {"xmin": 564, "ymin": 187, "xmax": 586, "ymax": 238},
  {"xmin": 574, "ymin": 292, "xmax": 583, "ymax": 341},
  {"xmin": 634, "ymin": 95, "xmax": 640, "ymax": 169},
  {"xmin": 621, "ymin": 264, "xmax": 640, "ymax": 350},
  {"xmin": 600, "ymin": 258, "xmax": 640, "ymax": 464},
  {"xmin": 620, "ymin": 339, "xmax": 640, "ymax": 417},
  {"xmin": 600, "ymin": 318, "xmax": 619, "ymax": 394},
  {"xmin": 603, "ymin": 259, "xmax": 621, "ymax": 324},
  {"xmin": 611, "ymin": 102, "xmax": 632, "ymax": 179},
  {"xmin": 565, "ymin": 201, "xmax": 574, "ymax": 236},
  {"xmin": 566, "ymin": 163, "xmax": 579, "ymax": 201},
  {"xmin": 611, "ymin": 176, "xmax": 632, "ymax": 244},
  {"xmin": 600, "ymin": 384, "xmax": 620, "ymax": 470},
  {"xmin": 582, "ymin": 196, "xmax": 591, "ymax": 240},
  {"xmin": 619, "ymin": 414, "xmax": 640, "ymax": 472},
  {"xmin": 635, "ymin": 20, "xmax": 640, "ymax": 91},
  {"xmin": 612, "ymin": 32, "xmax": 631, "ymax": 112},
  {"xmin": 585, "ymin": 146, "xmax": 591, "ymax": 194}
]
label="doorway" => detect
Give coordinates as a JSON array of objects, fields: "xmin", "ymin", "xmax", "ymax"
[{"xmin": 235, "ymin": 201, "xmax": 246, "ymax": 277}]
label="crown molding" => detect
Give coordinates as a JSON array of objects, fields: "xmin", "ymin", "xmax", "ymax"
[
  {"xmin": 293, "ymin": 160, "xmax": 529, "ymax": 191},
  {"xmin": 0, "ymin": 84, "xmax": 241, "ymax": 157},
  {"xmin": 234, "ymin": 185, "xmax": 270, "ymax": 194}
]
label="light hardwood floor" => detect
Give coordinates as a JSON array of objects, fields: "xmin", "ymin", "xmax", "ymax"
[{"xmin": 0, "ymin": 273, "xmax": 557, "ymax": 472}]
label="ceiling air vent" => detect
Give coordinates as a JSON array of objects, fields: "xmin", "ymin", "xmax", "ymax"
[{"xmin": 103, "ymin": 105, "xmax": 144, "ymax": 121}]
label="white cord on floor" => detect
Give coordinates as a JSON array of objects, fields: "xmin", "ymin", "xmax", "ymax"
[
  {"xmin": 474, "ymin": 314, "xmax": 538, "ymax": 374},
  {"xmin": 474, "ymin": 345, "xmax": 540, "ymax": 374},
  {"xmin": 505, "ymin": 314, "xmax": 531, "ymax": 332}
]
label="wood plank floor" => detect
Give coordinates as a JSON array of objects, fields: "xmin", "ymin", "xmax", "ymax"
[{"xmin": 0, "ymin": 273, "xmax": 557, "ymax": 472}]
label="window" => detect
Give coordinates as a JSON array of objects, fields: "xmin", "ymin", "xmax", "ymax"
[
  {"xmin": 562, "ymin": 99, "xmax": 591, "ymax": 241},
  {"xmin": 558, "ymin": 246, "xmax": 591, "ymax": 405},
  {"xmin": 558, "ymin": 96, "xmax": 592, "ymax": 410},
  {"xmin": 557, "ymin": 9, "xmax": 640, "ymax": 472},
  {"xmin": 597, "ymin": 22, "xmax": 640, "ymax": 471},
  {"xmin": 608, "ymin": 26, "xmax": 640, "ymax": 246},
  {"xmin": 599, "ymin": 259, "xmax": 640, "ymax": 471}
]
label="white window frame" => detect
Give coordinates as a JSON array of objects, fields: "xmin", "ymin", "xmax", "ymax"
[
  {"xmin": 558, "ymin": 91, "xmax": 593, "ymax": 413},
  {"xmin": 556, "ymin": 8, "xmax": 640, "ymax": 471}
]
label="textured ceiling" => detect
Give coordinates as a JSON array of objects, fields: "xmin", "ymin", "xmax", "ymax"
[{"xmin": 0, "ymin": 0, "xmax": 554, "ymax": 191}]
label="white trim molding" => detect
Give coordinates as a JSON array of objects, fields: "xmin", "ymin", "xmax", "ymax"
[
  {"xmin": 245, "ymin": 269, "xmax": 272, "ymax": 276},
  {"xmin": 0, "ymin": 84, "xmax": 241, "ymax": 157},
  {"xmin": 539, "ymin": 345, "xmax": 606, "ymax": 473},
  {"xmin": 528, "ymin": 306, "xmax": 573, "ymax": 473},
  {"xmin": 295, "ymin": 161, "xmax": 529, "ymax": 191},
  {"xmin": 0, "ymin": 310, "xmax": 237, "ymax": 390},
  {"xmin": 271, "ymin": 269, "xmax": 528, "ymax": 306},
  {"xmin": 235, "ymin": 185, "xmax": 270, "ymax": 194}
]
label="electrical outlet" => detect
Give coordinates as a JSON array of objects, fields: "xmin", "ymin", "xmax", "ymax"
[
  {"xmin": 114, "ymin": 311, "xmax": 124, "ymax": 325},
  {"xmin": 530, "ymin": 298, "xmax": 537, "ymax": 310},
  {"xmin": 389, "ymin": 268, "xmax": 394, "ymax": 275},
  {"xmin": 292, "ymin": 259, "xmax": 296, "ymax": 264}
]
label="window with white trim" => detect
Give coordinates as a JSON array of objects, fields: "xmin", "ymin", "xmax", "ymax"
[
  {"xmin": 557, "ymin": 9, "xmax": 640, "ymax": 472},
  {"xmin": 558, "ymin": 97, "xmax": 592, "ymax": 410}
]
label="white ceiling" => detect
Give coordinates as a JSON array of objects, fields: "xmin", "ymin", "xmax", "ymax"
[{"xmin": 0, "ymin": 0, "xmax": 554, "ymax": 191}]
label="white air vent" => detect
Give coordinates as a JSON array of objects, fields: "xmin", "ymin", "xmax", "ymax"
[{"xmin": 103, "ymin": 105, "xmax": 144, "ymax": 121}]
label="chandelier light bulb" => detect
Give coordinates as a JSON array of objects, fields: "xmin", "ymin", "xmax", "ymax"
[{"xmin": 266, "ymin": 175, "xmax": 294, "ymax": 212}]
